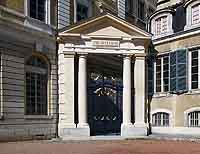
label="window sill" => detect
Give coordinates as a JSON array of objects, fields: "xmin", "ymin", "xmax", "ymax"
[
  {"xmin": 184, "ymin": 24, "xmax": 200, "ymax": 32},
  {"xmin": 185, "ymin": 89, "xmax": 200, "ymax": 95},
  {"xmin": 153, "ymin": 92, "xmax": 174, "ymax": 98},
  {"xmin": 152, "ymin": 30, "xmax": 174, "ymax": 40},
  {"xmin": 24, "ymin": 16, "xmax": 54, "ymax": 35},
  {"xmin": 24, "ymin": 115, "xmax": 53, "ymax": 120}
]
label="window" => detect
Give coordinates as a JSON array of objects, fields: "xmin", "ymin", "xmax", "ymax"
[
  {"xmin": 77, "ymin": 1, "xmax": 88, "ymax": 21},
  {"xmin": 30, "ymin": 0, "xmax": 46, "ymax": 22},
  {"xmin": 25, "ymin": 56, "xmax": 48, "ymax": 115},
  {"xmin": 192, "ymin": 4, "xmax": 200, "ymax": 25},
  {"xmin": 155, "ymin": 54, "xmax": 169, "ymax": 93},
  {"xmin": 156, "ymin": 57, "xmax": 161, "ymax": 92},
  {"xmin": 188, "ymin": 111, "xmax": 200, "ymax": 127},
  {"xmin": 152, "ymin": 112, "xmax": 169, "ymax": 127},
  {"xmin": 191, "ymin": 50, "xmax": 198, "ymax": 89},
  {"xmin": 154, "ymin": 50, "xmax": 187, "ymax": 94},
  {"xmin": 163, "ymin": 55, "xmax": 169, "ymax": 92},
  {"xmin": 138, "ymin": 1, "xmax": 145, "ymax": 21},
  {"xmin": 155, "ymin": 16, "xmax": 168, "ymax": 35},
  {"xmin": 170, "ymin": 49, "xmax": 187, "ymax": 92}
]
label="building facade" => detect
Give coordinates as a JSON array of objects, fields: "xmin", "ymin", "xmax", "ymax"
[
  {"xmin": 0, "ymin": 0, "xmax": 58, "ymax": 141},
  {"xmin": 57, "ymin": 0, "xmax": 157, "ymax": 138},
  {"xmin": 58, "ymin": 0, "xmax": 157, "ymax": 30},
  {"xmin": 58, "ymin": 13, "xmax": 152, "ymax": 138},
  {"xmin": 149, "ymin": 0, "xmax": 200, "ymax": 136}
]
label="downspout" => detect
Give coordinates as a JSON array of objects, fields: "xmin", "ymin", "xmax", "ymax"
[{"xmin": 55, "ymin": 0, "xmax": 59, "ymax": 139}]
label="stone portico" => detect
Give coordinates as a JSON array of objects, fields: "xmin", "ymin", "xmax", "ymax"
[{"xmin": 58, "ymin": 14, "xmax": 151, "ymax": 138}]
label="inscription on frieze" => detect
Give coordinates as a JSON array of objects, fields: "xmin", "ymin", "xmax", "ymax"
[{"xmin": 92, "ymin": 40, "xmax": 120, "ymax": 48}]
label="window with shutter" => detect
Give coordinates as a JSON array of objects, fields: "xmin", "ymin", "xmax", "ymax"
[
  {"xmin": 147, "ymin": 57, "xmax": 154, "ymax": 95},
  {"xmin": 170, "ymin": 49, "xmax": 187, "ymax": 93}
]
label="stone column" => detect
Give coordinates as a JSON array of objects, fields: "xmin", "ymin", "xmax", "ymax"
[
  {"xmin": 77, "ymin": 54, "xmax": 90, "ymax": 136},
  {"xmin": 58, "ymin": 48, "xmax": 76, "ymax": 137},
  {"xmin": 122, "ymin": 55, "xmax": 132, "ymax": 125},
  {"xmin": 134, "ymin": 54, "xmax": 147, "ymax": 135},
  {"xmin": 121, "ymin": 55, "xmax": 134, "ymax": 137}
]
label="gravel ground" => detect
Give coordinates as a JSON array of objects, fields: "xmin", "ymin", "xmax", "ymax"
[{"xmin": 1, "ymin": 139, "xmax": 200, "ymax": 154}]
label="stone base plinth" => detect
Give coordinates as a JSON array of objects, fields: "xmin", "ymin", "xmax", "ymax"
[
  {"xmin": 121, "ymin": 123, "xmax": 148, "ymax": 137},
  {"xmin": 59, "ymin": 124, "xmax": 90, "ymax": 138}
]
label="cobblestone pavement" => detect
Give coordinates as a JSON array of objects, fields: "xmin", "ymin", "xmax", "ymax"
[{"xmin": 1, "ymin": 139, "xmax": 200, "ymax": 154}]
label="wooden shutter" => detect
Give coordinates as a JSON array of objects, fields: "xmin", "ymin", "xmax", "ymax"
[
  {"xmin": 170, "ymin": 49, "xmax": 187, "ymax": 93},
  {"xmin": 170, "ymin": 52, "xmax": 176, "ymax": 92}
]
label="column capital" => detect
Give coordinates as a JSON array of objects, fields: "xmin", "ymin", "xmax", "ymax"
[
  {"xmin": 122, "ymin": 54, "xmax": 133, "ymax": 59},
  {"xmin": 78, "ymin": 53, "xmax": 88, "ymax": 58},
  {"xmin": 64, "ymin": 52, "xmax": 76, "ymax": 58},
  {"xmin": 134, "ymin": 53, "xmax": 146, "ymax": 60}
]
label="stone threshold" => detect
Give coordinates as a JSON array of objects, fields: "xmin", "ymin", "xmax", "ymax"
[{"xmin": 49, "ymin": 135, "xmax": 200, "ymax": 143}]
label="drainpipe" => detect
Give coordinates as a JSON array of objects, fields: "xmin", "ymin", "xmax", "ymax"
[{"xmin": 55, "ymin": 0, "xmax": 59, "ymax": 139}]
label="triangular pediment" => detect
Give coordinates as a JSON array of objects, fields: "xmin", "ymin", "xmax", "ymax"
[{"xmin": 59, "ymin": 13, "xmax": 151, "ymax": 39}]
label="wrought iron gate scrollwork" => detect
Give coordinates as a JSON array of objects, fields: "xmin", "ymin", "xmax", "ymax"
[{"xmin": 88, "ymin": 72, "xmax": 123, "ymax": 135}]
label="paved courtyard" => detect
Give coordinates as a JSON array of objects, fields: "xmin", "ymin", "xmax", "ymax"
[{"xmin": 1, "ymin": 139, "xmax": 200, "ymax": 154}]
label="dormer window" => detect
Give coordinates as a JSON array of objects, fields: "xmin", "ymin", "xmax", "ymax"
[
  {"xmin": 150, "ymin": 11, "xmax": 173, "ymax": 39},
  {"xmin": 155, "ymin": 16, "xmax": 168, "ymax": 35},
  {"xmin": 184, "ymin": 1, "xmax": 200, "ymax": 30},
  {"xmin": 192, "ymin": 4, "xmax": 200, "ymax": 25}
]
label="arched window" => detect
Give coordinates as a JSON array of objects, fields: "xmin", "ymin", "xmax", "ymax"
[
  {"xmin": 152, "ymin": 112, "xmax": 169, "ymax": 127},
  {"xmin": 192, "ymin": 4, "xmax": 200, "ymax": 25},
  {"xmin": 184, "ymin": 1, "xmax": 200, "ymax": 30},
  {"xmin": 155, "ymin": 16, "xmax": 168, "ymax": 35},
  {"xmin": 150, "ymin": 10, "xmax": 174, "ymax": 39},
  {"xmin": 188, "ymin": 111, "xmax": 200, "ymax": 127},
  {"xmin": 25, "ymin": 55, "xmax": 48, "ymax": 115}
]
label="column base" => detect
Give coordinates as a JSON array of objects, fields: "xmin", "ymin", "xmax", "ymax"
[
  {"xmin": 58, "ymin": 124, "xmax": 76, "ymax": 138},
  {"xmin": 58, "ymin": 123, "xmax": 90, "ymax": 138},
  {"xmin": 121, "ymin": 123, "xmax": 148, "ymax": 138},
  {"xmin": 76, "ymin": 123, "xmax": 90, "ymax": 137}
]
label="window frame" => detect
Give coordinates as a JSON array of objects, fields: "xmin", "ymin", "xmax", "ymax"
[
  {"xmin": 191, "ymin": 4, "xmax": 200, "ymax": 25},
  {"xmin": 25, "ymin": 0, "xmax": 51, "ymax": 24},
  {"xmin": 155, "ymin": 16, "xmax": 168, "ymax": 35},
  {"xmin": 155, "ymin": 54, "xmax": 169, "ymax": 93},
  {"xmin": 184, "ymin": 107, "xmax": 200, "ymax": 127},
  {"xmin": 151, "ymin": 109, "xmax": 171, "ymax": 127},
  {"xmin": 150, "ymin": 11, "xmax": 174, "ymax": 39},
  {"xmin": 25, "ymin": 54, "xmax": 50, "ymax": 116},
  {"xmin": 184, "ymin": 1, "xmax": 200, "ymax": 30},
  {"xmin": 188, "ymin": 111, "xmax": 200, "ymax": 127},
  {"xmin": 188, "ymin": 49, "xmax": 200, "ymax": 91}
]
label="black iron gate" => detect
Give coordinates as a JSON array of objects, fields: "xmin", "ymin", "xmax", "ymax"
[{"xmin": 88, "ymin": 73, "xmax": 123, "ymax": 135}]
